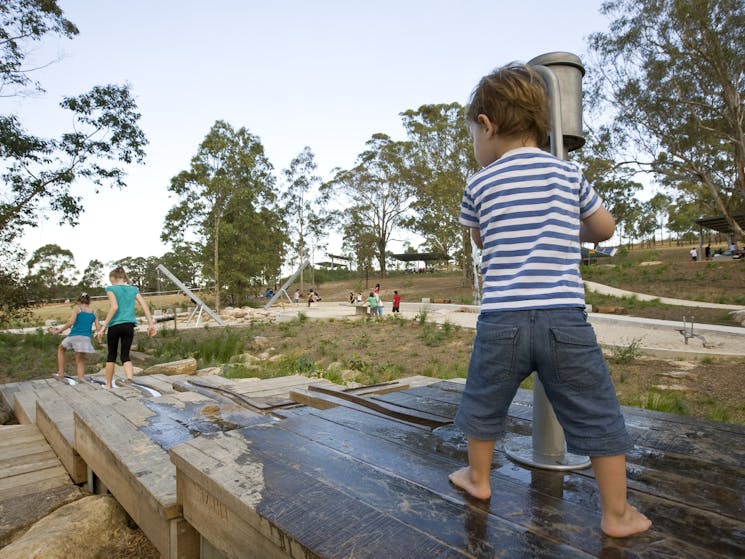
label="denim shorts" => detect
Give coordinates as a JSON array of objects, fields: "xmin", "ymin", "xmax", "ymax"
[{"xmin": 455, "ymin": 308, "xmax": 632, "ymax": 457}]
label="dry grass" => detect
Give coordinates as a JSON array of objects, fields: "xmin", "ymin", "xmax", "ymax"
[{"xmin": 95, "ymin": 523, "xmax": 160, "ymax": 559}]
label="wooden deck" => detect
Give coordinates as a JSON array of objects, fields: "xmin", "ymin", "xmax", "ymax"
[
  {"xmin": 0, "ymin": 424, "xmax": 82, "ymax": 546},
  {"xmin": 1, "ymin": 375, "xmax": 742, "ymax": 558},
  {"xmin": 171, "ymin": 381, "xmax": 745, "ymax": 559}
]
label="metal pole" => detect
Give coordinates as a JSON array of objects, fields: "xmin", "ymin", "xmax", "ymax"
[
  {"xmin": 503, "ymin": 53, "xmax": 591, "ymax": 471},
  {"xmin": 156, "ymin": 264, "xmax": 224, "ymax": 326},
  {"xmin": 263, "ymin": 259, "xmax": 310, "ymax": 310}
]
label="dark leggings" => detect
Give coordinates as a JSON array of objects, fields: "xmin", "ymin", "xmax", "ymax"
[{"xmin": 106, "ymin": 323, "xmax": 135, "ymax": 363}]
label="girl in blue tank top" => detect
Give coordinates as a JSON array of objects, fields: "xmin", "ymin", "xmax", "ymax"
[{"xmin": 49, "ymin": 293, "xmax": 101, "ymax": 382}]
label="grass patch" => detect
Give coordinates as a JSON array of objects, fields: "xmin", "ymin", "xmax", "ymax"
[
  {"xmin": 629, "ymin": 390, "xmax": 689, "ymax": 415},
  {"xmin": 609, "ymin": 338, "xmax": 642, "ymax": 364}
]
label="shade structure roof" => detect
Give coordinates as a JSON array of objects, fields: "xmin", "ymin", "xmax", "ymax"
[
  {"xmin": 694, "ymin": 213, "xmax": 745, "ymax": 234},
  {"xmin": 391, "ymin": 252, "xmax": 451, "ymax": 262}
]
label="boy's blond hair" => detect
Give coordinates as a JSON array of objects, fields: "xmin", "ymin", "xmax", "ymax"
[
  {"xmin": 466, "ymin": 63, "xmax": 549, "ymax": 147},
  {"xmin": 109, "ymin": 266, "xmax": 129, "ymax": 283}
]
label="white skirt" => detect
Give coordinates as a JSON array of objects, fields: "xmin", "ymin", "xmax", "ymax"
[{"xmin": 60, "ymin": 335, "xmax": 97, "ymax": 353}]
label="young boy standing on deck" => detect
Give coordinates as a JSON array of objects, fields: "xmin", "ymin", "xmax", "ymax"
[{"xmin": 448, "ymin": 63, "xmax": 651, "ymax": 538}]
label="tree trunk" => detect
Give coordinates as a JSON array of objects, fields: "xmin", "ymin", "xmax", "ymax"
[
  {"xmin": 698, "ymin": 168, "xmax": 745, "ymax": 241},
  {"xmin": 214, "ymin": 220, "xmax": 220, "ymax": 312},
  {"xmin": 377, "ymin": 238, "xmax": 386, "ymax": 277}
]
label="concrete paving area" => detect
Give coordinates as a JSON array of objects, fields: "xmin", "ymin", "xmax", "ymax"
[{"xmin": 279, "ymin": 296, "xmax": 745, "ymax": 361}]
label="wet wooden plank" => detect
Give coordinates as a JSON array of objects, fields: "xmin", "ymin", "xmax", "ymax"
[
  {"xmin": 73, "ymin": 402, "xmax": 199, "ymax": 559},
  {"xmin": 388, "ymin": 385, "xmax": 745, "ymax": 555},
  {"xmin": 411, "ymin": 382, "xmax": 745, "ymax": 469},
  {"xmin": 245, "ymin": 420, "xmax": 603, "ymax": 558},
  {"xmin": 178, "ymin": 465, "xmax": 319, "ymax": 558},
  {"xmin": 371, "ymin": 389, "xmax": 460, "ymax": 419},
  {"xmin": 299, "ymin": 404, "xmax": 743, "ymax": 558},
  {"xmin": 172, "ymin": 427, "xmax": 591, "ymax": 559},
  {"xmin": 128, "ymin": 374, "xmax": 180, "ymax": 395},
  {"xmin": 182, "ymin": 377, "xmax": 295, "ymax": 410},
  {"xmin": 289, "ymin": 387, "xmax": 340, "ymax": 410},
  {"xmin": 277, "ymin": 409, "xmax": 702, "ymax": 559},
  {"xmin": 306, "ymin": 384, "xmax": 451, "ymax": 427},
  {"xmin": 288, "ymin": 388, "xmax": 433, "ymax": 430},
  {"xmin": 110, "ymin": 391, "xmax": 271, "ymax": 451}
]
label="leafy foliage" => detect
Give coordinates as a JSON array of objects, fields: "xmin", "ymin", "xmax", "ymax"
[
  {"xmin": 162, "ymin": 120, "xmax": 282, "ymax": 309},
  {"xmin": 25, "ymin": 243, "xmax": 75, "ymax": 301},
  {"xmin": 0, "ymin": 83, "xmax": 148, "ymax": 242},
  {"xmin": 323, "ymin": 134, "xmax": 415, "ymax": 275},
  {"xmin": 587, "ymin": 0, "xmax": 745, "ymax": 238},
  {"xmin": 0, "ymin": 1, "xmax": 146, "ymax": 318},
  {"xmin": 0, "ymin": 0, "xmax": 78, "ymax": 95},
  {"xmin": 280, "ymin": 146, "xmax": 330, "ymax": 291},
  {"xmin": 400, "ymin": 103, "xmax": 479, "ymax": 276}
]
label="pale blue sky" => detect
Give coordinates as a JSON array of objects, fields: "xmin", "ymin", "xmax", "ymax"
[{"xmin": 13, "ymin": 0, "xmax": 610, "ymax": 272}]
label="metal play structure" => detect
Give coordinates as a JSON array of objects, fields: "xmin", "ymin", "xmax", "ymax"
[
  {"xmin": 156, "ymin": 264, "xmax": 224, "ymax": 327},
  {"xmin": 503, "ymin": 52, "xmax": 593, "ymax": 471},
  {"xmin": 263, "ymin": 259, "xmax": 310, "ymax": 310}
]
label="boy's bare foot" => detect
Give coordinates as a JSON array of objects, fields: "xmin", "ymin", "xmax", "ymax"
[
  {"xmin": 601, "ymin": 504, "xmax": 651, "ymax": 538},
  {"xmin": 448, "ymin": 466, "xmax": 491, "ymax": 500}
]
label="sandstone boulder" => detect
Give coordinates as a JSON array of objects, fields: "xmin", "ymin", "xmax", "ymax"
[
  {"xmin": 251, "ymin": 335, "xmax": 271, "ymax": 349},
  {"xmin": 230, "ymin": 353, "xmax": 261, "ymax": 364},
  {"xmin": 128, "ymin": 350, "xmax": 148, "ymax": 362},
  {"xmin": 142, "ymin": 357, "xmax": 197, "ymax": 376},
  {"xmin": 0, "ymin": 495, "xmax": 130, "ymax": 559}
]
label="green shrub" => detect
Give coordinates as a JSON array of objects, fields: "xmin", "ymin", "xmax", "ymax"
[{"xmin": 610, "ymin": 339, "xmax": 642, "ymax": 364}]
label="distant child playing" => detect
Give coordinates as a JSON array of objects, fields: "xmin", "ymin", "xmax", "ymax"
[
  {"xmin": 392, "ymin": 290, "xmax": 401, "ymax": 313},
  {"xmin": 366, "ymin": 292, "xmax": 378, "ymax": 318},
  {"xmin": 449, "ymin": 63, "xmax": 651, "ymax": 538},
  {"xmin": 96, "ymin": 266, "xmax": 156, "ymax": 389},
  {"xmin": 49, "ymin": 293, "xmax": 101, "ymax": 381}
]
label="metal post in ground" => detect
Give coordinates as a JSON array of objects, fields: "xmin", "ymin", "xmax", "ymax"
[{"xmin": 503, "ymin": 52, "xmax": 592, "ymax": 471}]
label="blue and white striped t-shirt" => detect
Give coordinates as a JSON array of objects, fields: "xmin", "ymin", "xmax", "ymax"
[{"xmin": 460, "ymin": 147, "xmax": 602, "ymax": 312}]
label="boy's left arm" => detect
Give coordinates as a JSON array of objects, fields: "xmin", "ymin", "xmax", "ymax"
[{"xmin": 580, "ymin": 206, "xmax": 615, "ymax": 243}]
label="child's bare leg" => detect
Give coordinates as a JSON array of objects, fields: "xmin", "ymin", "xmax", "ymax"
[
  {"xmin": 591, "ymin": 455, "xmax": 651, "ymax": 537},
  {"xmin": 56, "ymin": 345, "xmax": 66, "ymax": 377},
  {"xmin": 449, "ymin": 437, "xmax": 495, "ymax": 500},
  {"xmin": 122, "ymin": 361, "xmax": 134, "ymax": 381},
  {"xmin": 104, "ymin": 362, "xmax": 115, "ymax": 389},
  {"xmin": 74, "ymin": 353, "xmax": 86, "ymax": 381}
]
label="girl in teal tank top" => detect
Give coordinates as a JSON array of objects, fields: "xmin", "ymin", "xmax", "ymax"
[{"xmin": 97, "ymin": 266, "xmax": 157, "ymax": 389}]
